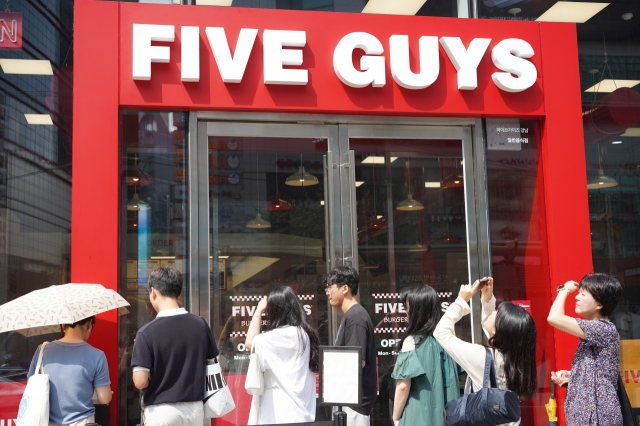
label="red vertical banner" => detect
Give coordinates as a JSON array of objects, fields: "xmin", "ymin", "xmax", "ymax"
[{"xmin": 0, "ymin": 12, "xmax": 22, "ymax": 50}]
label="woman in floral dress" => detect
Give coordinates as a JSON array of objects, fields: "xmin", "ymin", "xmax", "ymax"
[{"xmin": 548, "ymin": 273, "xmax": 624, "ymax": 426}]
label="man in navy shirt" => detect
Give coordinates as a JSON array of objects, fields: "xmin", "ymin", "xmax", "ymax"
[
  {"xmin": 131, "ymin": 267, "xmax": 218, "ymax": 426},
  {"xmin": 325, "ymin": 266, "xmax": 377, "ymax": 426}
]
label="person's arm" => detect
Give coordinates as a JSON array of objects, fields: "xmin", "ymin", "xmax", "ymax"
[
  {"xmin": 391, "ymin": 336, "xmax": 415, "ymax": 426},
  {"xmin": 94, "ymin": 385, "xmax": 113, "ymax": 404},
  {"xmin": 132, "ymin": 370, "xmax": 149, "ymax": 390},
  {"xmin": 93, "ymin": 352, "xmax": 113, "ymax": 402},
  {"xmin": 130, "ymin": 333, "xmax": 152, "ymax": 390},
  {"xmin": 245, "ymin": 297, "xmax": 267, "ymax": 351},
  {"xmin": 547, "ymin": 280, "xmax": 586, "ymax": 339},
  {"xmin": 392, "ymin": 379, "xmax": 411, "ymax": 426},
  {"xmin": 434, "ymin": 282, "xmax": 488, "ymax": 391}
]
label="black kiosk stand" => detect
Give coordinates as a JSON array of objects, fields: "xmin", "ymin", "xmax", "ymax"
[{"xmin": 318, "ymin": 346, "xmax": 363, "ymax": 426}]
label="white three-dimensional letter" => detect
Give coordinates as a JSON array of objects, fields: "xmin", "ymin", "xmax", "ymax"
[
  {"xmin": 206, "ymin": 27, "xmax": 258, "ymax": 83},
  {"xmin": 263, "ymin": 30, "xmax": 308, "ymax": 85},
  {"xmin": 334, "ymin": 32, "xmax": 385, "ymax": 88},
  {"xmin": 440, "ymin": 37, "xmax": 491, "ymax": 90},
  {"xmin": 491, "ymin": 38, "xmax": 537, "ymax": 93},
  {"xmin": 390, "ymin": 35, "xmax": 439, "ymax": 90},
  {"xmin": 132, "ymin": 24, "xmax": 174, "ymax": 81}
]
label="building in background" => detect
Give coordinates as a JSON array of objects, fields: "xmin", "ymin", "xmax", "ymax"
[
  {"xmin": 0, "ymin": 0, "xmax": 73, "ymax": 410},
  {"xmin": 1, "ymin": 0, "xmax": 639, "ymax": 426}
]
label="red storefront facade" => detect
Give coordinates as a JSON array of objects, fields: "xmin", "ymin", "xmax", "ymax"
[{"xmin": 3, "ymin": 1, "xmax": 595, "ymax": 425}]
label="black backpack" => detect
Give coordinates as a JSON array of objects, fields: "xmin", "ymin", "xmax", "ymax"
[{"xmin": 445, "ymin": 348, "xmax": 521, "ymax": 426}]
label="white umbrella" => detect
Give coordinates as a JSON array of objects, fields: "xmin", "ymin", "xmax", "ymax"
[{"xmin": 0, "ymin": 283, "xmax": 130, "ymax": 336}]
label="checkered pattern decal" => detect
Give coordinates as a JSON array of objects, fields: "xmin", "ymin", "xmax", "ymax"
[
  {"xmin": 374, "ymin": 327, "xmax": 407, "ymax": 334},
  {"xmin": 230, "ymin": 331, "xmax": 247, "ymax": 338},
  {"xmin": 230, "ymin": 295, "xmax": 315, "ymax": 302},
  {"xmin": 372, "ymin": 292, "xmax": 453, "ymax": 299}
]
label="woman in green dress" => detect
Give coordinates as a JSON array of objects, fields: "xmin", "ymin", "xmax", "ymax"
[{"xmin": 391, "ymin": 284, "xmax": 460, "ymax": 426}]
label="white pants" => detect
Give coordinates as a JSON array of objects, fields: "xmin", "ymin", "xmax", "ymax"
[
  {"xmin": 49, "ymin": 415, "xmax": 95, "ymax": 426},
  {"xmin": 335, "ymin": 407, "xmax": 370, "ymax": 426},
  {"xmin": 143, "ymin": 401, "xmax": 204, "ymax": 426}
]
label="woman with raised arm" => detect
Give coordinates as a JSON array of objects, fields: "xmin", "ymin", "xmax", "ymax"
[
  {"xmin": 244, "ymin": 286, "xmax": 320, "ymax": 425},
  {"xmin": 547, "ymin": 273, "xmax": 623, "ymax": 426},
  {"xmin": 391, "ymin": 284, "xmax": 460, "ymax": 426},
  {"xmin": 434, "ymin": 277, "xmax": 537, "ymax": 426}
]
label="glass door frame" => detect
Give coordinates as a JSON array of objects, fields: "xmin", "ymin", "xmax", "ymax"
[{"xmin": 189, "ymin": 112, "xmax": 490, "ymax": 344}]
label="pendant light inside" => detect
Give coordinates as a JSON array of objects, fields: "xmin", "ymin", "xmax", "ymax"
[
  {"xmin": 441, "ymin": 173, "xmax": 464, "ymax": 189},
  {"xmin": 587, "ymin": 169, "xmax": 618, "ymax": 189},
  {"xmin": 396, "ymin": 193, "xmax": 424, "ymax": 211},
  {"xmin": 127, "ymin": 154, "xmax": 154, "ymax": 186},
  {"xmin": 126, "ymin": 192, "xmax": 148, "ymax": 211},
  {"xmin": 587, "ymin": 143, "xmax": 618, "ymax": 190},
  {"xmin": 247, "ymin": 153, "xmax": 272, "ymax": 229},
  {"xmin": 246, "ymin": 213, "xmax": 271, "ymax": 229},
  {"xmin": 264, "ymin": 193, "xmax": 292, "ymax": 211},
  {"xmin": 396, "ymin": 160, "xmax": 424, "ymax": 211},
  {"xmin": 408, "ymin": 241, "xmax": 430, "ymax": 252},
  {"xmin": 265, "ymin": 154, "xmax": 292, "ymax": 210},
  {"xmin": 285, "ymin": 165, "xmax": 319, "ymax": 187}
]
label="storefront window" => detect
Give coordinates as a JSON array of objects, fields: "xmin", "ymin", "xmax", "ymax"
[
  {"xmin": 207, "ymin": 132, "xmax": 330, "ymax": 425},
  {"xmin": 485, "ymin": 119, "xmax": 553, "ymax": 425},
  {"xmin": 351, "ymin": 138, "xmax": 471, "ymax": 423},
  {"xmin": 0, "ymin": 0, "xmax": 73, "ymax": 397},
  {"xmin": 118, "ymin": 111, "xmax": 190, "ymax": 426}
]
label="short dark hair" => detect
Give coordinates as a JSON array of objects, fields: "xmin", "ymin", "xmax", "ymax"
[
  {"xmin": 324, "ymin": 266, "xmax": 359, "ymax": 296},
  {"xmin": 148, "ymin": 267, "xmax": 183, "ymax": 299},
  {"xmin": 579, "ymin": 272, "xmax": 623, "ymax": 317},
  {"xmin": 63, "ymin": 316, "xmax": 95, "ymax": 329}
]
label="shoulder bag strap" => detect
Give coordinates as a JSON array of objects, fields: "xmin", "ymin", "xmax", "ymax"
[
  {"xmin": 489, "ymin": 348, "xmax": 498, "ymax": 388},
  {"xmin": 36, "ymin": 341, "xmax": 49, "ymax": 375},
  {"xmin": 201, "ymin": 317, "xmax": 217, "ymax": 364},
  {"xmin": 482, "ymin": 347, "xmax": 492, "ymax": 389}
]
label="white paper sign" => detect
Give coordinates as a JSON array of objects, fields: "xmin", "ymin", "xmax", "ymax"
[{"xmin": 322, "ymin": 350, "xmax": 360, "ymax": 405}]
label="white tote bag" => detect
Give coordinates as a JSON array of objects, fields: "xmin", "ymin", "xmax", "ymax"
[
  {"xmin": 203, "ymin": 359, "xmax": 236, "ymax": 418},
  {"xmin": 16, "ymin": 342, "xmax": 50, "ymax": 426},
  {"xmin": 244, "ymin": 344, "xmax": 264, "ymax": 396}
]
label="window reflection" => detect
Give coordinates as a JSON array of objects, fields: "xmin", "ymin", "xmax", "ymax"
[{"xmin": 119, "ymin": 111, "xmax": 189, "ymax": 426}]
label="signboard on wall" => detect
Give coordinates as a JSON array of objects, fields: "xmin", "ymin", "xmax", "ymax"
[
  {"xmin": 621, "ymin": 340, "xmax": 640, "ymax": 408},
  {"xmin": 0, "ymin": 12, "xmax": 22, "ymax": 50}
]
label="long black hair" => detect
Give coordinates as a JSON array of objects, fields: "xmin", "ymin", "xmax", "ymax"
[
  {"xmin": 489, "ymin": 302, "xmax": 537, "ymax": 400},
  {"xmin": 400, "ymin": 284, "xmax": 441, "ymax": 346},
  {"xmin": 266, "ymin": 286, "xmax": 320, "ymax": 372}
]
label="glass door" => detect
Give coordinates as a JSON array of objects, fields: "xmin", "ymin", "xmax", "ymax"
[
  {"xmin": 198, "ymin": 121, "xmax": 340, "ymax": 425},
  {"xmin": 193, "ymin": 119, "xmax": 480, "ymax": 426},
  {"xmin": 346, "ymin": 125, "xmax": 478, "ymax": 424}
]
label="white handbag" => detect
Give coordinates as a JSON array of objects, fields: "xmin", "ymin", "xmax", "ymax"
[
  {"xmin": 244, "ymin": 343, "xmax": 264, "ymax": 396},
  {"xmin": 16, "ymin": 342, "xmax": 50, "ymax": 426},
  {"xmin": 203, "ymin": 359, "xmax": 236, "ymax": 418}
]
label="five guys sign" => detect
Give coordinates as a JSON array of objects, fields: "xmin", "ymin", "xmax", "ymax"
[
  {"xmin": 133, "ymin": 25, "xmax": 537, "ymax": 93},
  {"xmin": 119, "ymin": 5, "xmax": 549, "ymax": 116}
]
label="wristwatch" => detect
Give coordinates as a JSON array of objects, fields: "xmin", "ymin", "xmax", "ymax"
[{"xmin": 556, "ymin": 285, "xmax": 569, "ymax": 293}]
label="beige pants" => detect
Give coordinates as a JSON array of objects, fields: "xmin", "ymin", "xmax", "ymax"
[
  {"xmin": 143, "ymin": 401, "xmax": 204, "ymax": 426},
  {"xmin": 49, "ymin": 415, "xmax": 95, "ymax": 426}
]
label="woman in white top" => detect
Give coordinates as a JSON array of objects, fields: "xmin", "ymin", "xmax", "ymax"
[
  {"xmin": 245, "ymin": 286, "xmax": 320, "ymax": 425},
  {"xmin": 433, "ymin": 277, "xmax": 537, "ymax": 425}
]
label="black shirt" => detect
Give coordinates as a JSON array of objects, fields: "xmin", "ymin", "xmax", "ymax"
[
  {"xmin": 334, "ymin": 303, "xmax": 377, "ymax": 416},
  {"xmin": 131, "ymin": 312, "xmax": 218, "ymax": 406}
]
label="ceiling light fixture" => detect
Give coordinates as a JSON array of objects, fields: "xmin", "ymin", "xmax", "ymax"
[
  {"xmin": 587, "ymin": 144, "xmax": 618, "ymax": 190},
  {"xmin": 537, "ymin": 1, "xmax": 609, "ymax": 23},
  {"xmin": 285, "ymin": 155, "xmax": 319, "ymax": 187},
  {"xmin": 126, "ymin": 192, "xmax": 148, "ymax": 211},
  {"xmin": 408, "ymin": 241, "xmax": 430, "ymax": 253},
  {"xmin": 362, "ymin": 156, "xmax": 398, "ymax": 164},
  {"xmin": 425, "ymin": 182, "xmax": 441, "ymax": 188},
  {"xmin": 0, "ymin": 59, "xmax": 54, "ymax": 75},
  {"xmin": 397, "ymin": 160, "xmax": 424, "ymax": 211},
  {"xmin": 584, "ymin": 79, "xmax": 640, "ymax": 93},
  {"xmin": 24, "ymin": 114, "xmax": 53, "ymax": 125},
  {"xmin": 264, "ymin": 153, "xmax": 292, "ymax": 211},
  {"xmin": 355, "ymin": 181, "xmax": 365, "ymax": 187},
  {"xmin": 247, "ymin": 153, "xmax": 272, "ymax": 229},
  {"xmin": 611, "ymin": 141, "xmax": 622, "ymax": 145},
  {"xmin": 621, "ymin": 128, "xmax": 640, "ymax": 137},
  {"xmin": 362, "ymin": 0, "xmax": 427, "ymax": 15}
]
